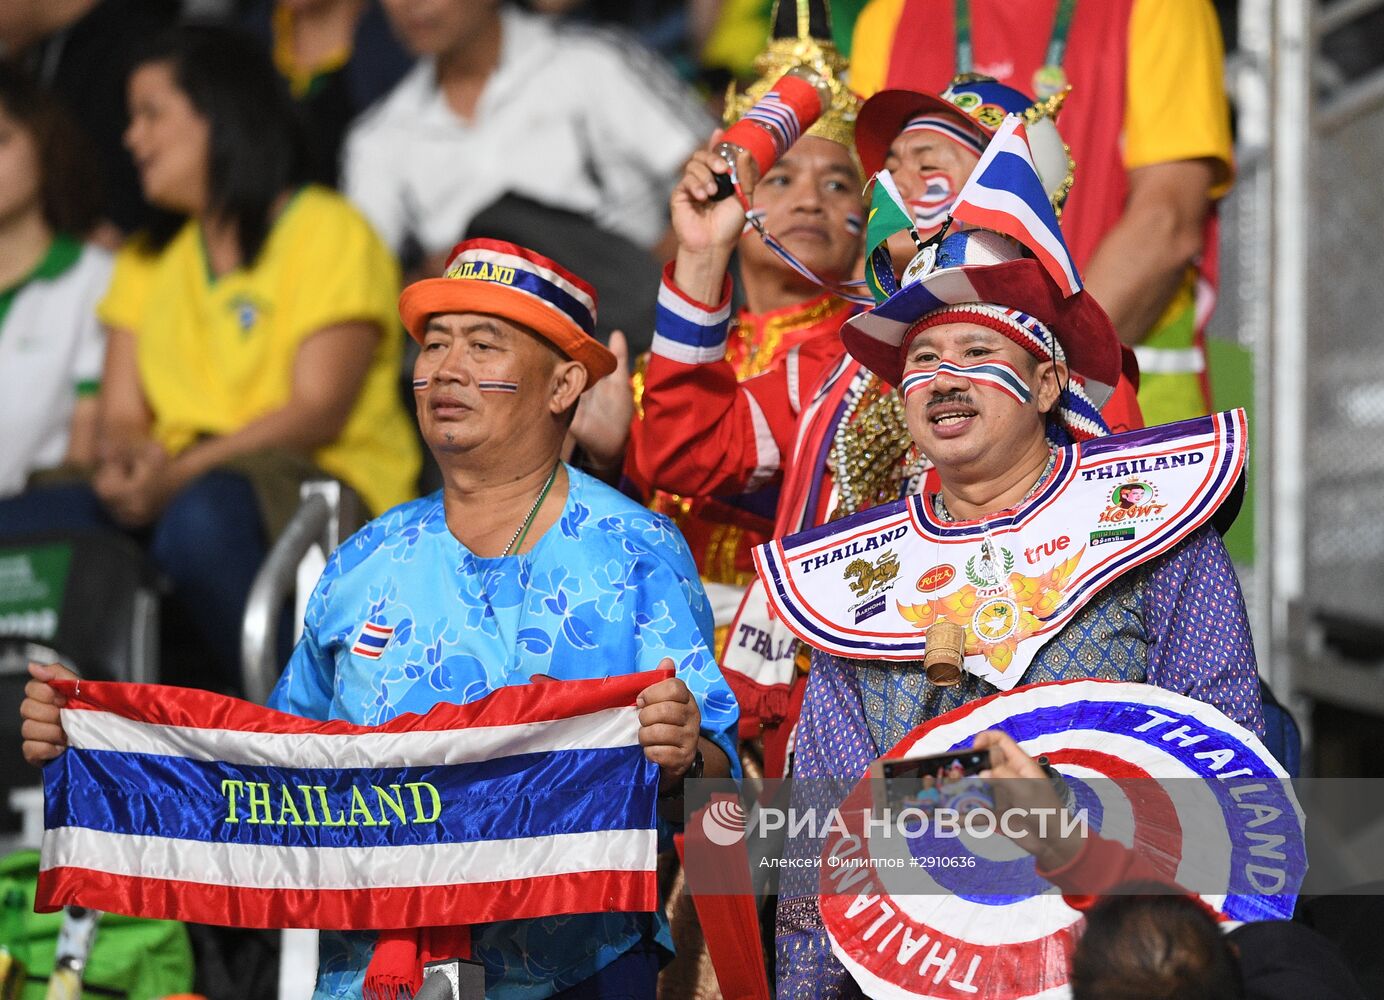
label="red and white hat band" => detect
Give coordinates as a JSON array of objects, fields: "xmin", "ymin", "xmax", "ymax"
[{"xmin": 901, "ymin": 114, "xmax": 986, "ymax": 157}]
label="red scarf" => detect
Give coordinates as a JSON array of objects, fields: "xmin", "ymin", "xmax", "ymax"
[{"xmin": 364, "ymin": 926, "xmax": 473, "ymax": 1000}]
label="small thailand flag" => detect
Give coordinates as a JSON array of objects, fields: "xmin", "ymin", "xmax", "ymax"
[
  {"xmin": 477, "ymin": 380, "xmax": 519, "ymax": 393},
  {"xmin": 351, "ymin": 621, "xmax": 394, "ymax": 659},
  {"xmin": 950, "ymin": 115, "xmax": 1082, "ymax": 297}
]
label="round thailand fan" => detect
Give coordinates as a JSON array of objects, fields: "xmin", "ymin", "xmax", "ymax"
[{"xmin": 818, "ymin": 679, "xmax": 1304, "ymax": 1000}]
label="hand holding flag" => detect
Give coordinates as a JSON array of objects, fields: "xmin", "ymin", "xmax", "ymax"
[
  {"xmin": 863, "ymin": 171, "xmax": 917, "ymax": 304},
  {"xmin": 950, "ymin": 115, "xmax": 1083, "ymax": 297}
]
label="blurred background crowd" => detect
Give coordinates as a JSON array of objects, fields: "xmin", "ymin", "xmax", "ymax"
[{"xmin": 1, "ymin": 0, "xmax": 1383, "ymax": 994}]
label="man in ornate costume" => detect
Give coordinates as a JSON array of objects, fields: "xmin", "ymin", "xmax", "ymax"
[
  {"xmin": 634, "ymin": 70, "xmax": 1075, "ymax": 776},
  {"xmin": 627, "ymin": 0, "xmax": 864, "ymax": 664},
  {"xmin": 764, "ymin": 139, "xmax": 1262, "ymax": 991}
]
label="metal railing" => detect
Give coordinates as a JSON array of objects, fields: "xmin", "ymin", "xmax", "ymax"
[{"xmin": 240, "ymin": 480, "xmax": 363, "ymax": 705}]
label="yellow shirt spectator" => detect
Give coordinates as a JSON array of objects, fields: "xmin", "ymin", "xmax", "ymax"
[{"xmin": 99, "ymin": 185, "xmax": 419, "ymax": 517}]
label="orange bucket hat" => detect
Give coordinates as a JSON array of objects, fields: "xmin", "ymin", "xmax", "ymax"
[{"xmin": 398, "ymin": 239, "xmax": 617, "ymax": 384}]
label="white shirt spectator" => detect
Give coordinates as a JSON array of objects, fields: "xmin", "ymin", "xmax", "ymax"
[
  {"xmin": 0, "ymin": 239, "xmax": 113, "ymax": 498},
  {"xmin": 342, "ymin": 6, "xmax": 712, "ymax": 258}
]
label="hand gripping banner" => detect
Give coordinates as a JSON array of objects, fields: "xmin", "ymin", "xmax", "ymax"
[{"xmin": 36, "ymin": 671, "xmax": 665, "ymax": 930}]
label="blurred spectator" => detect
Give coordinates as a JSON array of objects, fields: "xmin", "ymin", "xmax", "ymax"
[
  {"xmin": 850, "ymin": 0, "xmax": 1233, "ymax": 426},
  {"xmin": 0, "ymin": 26, "xmax": 420, "ymax": 690},
  {"xmin": 627, "ymin": 0, "xmax": 864, "ymax": 657},
  {"xmin": 1071, "ymin": 887, "xmax": 1246, "ymax": 1000},
  {"xmin": 343, "ymin": 0, "xmax": 713, "ymax": 276},
  {"xmin": 521, "ymin": 0, "xmax": 721, "ymax": 80},
  {"xmin": 1072, "ymin": 885, "xmax": 1364, "ymax": 1000},
  {"xmin": 0, "ymin": 66, "xmax": 112, "ymax": 499},
  {"xmin": 240, "ymin": 0, "xmax": 413, "ymax": 186},
  {"xmin": 0, "ymin": 0, "xmax": 179, "ymax": 239}
]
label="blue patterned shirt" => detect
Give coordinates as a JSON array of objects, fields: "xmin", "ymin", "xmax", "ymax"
[{"xmin": 269, "ymin": 466, "xmax": 740, "ymax": 1000}]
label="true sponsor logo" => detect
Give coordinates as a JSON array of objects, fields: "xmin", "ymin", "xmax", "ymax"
[{"xmin": 1023, "ymin": 535, "xmax": 1069, "ymax": 565}]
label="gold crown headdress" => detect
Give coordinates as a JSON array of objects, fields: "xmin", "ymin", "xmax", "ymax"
[{"xmin": 724, "ymin": 0, "xmax": 859, "ymax": 149}]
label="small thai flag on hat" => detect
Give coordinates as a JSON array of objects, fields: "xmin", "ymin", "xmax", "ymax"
[
  {"xmin": 351, "ymin": 621, "xmax": 394, "ymax": 659},
  {"xmin": 951, "ymin": 115, "xmax": 1082, "ymax": 297}
]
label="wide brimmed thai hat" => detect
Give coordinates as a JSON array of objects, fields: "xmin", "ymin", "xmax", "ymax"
[
  {"xmin": 399, "ymin": 239, "xmax": 616, "ymax": 384},
  {"xmin": 856, "ymin": 76, "xmax": 1072, "ymax": 207},
  {"xmin": 842, "ymin": 229, "xmax": 1121, "ymax": 439},
  {"xmin": 724, "ymin": 0, "xmax": 860, "ymax": 151}
]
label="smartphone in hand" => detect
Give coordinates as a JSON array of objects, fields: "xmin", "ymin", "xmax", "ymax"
[{"xmin": 871, "ymin": 749, "xmax": 993, "ymax": 819}]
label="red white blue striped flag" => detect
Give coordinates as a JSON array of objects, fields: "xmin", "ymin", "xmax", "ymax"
[
  {"xmin": 36, "ymin": 672, "xmax": 664, "ymax": 930},
  {"xmin": 951, "ymin": 115, "xmax": 1083, "ymax": 297}
]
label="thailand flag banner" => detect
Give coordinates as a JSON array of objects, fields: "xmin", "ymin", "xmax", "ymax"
[
  {"xmin": 950, "ymin": 115, "xmax": 1083, "ymax": 297},
  {"xmin": 37, "ymin": 671, "xmax": 665, "ymax": 930}
]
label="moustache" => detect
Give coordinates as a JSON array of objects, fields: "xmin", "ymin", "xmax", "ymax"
[{"xmin": 926, "ymin": 391, "xmax": 978, "ymax": 411}]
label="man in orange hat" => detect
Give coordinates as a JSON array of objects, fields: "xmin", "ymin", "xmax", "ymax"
[{"xmin": 21, "ymin": 239, "xmax": 739, "ymax": 1000}]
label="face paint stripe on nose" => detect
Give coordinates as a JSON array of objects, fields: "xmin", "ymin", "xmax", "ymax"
[{"xmin": 901, "ymin": 361, "xmax": 1033, "ymax": 405}]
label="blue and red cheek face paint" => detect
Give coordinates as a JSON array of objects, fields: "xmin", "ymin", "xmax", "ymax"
[
  {"xmin": 411, "ymin": 377, "xmax": 520, "ymax": 393},
  {"xmin": 901, "ymin": 360, "xmax": 1034, "ymax": 407}
]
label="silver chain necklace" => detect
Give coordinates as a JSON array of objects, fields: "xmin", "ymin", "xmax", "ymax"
[{"xmin": 500, "ymin": 464, "xmax": 560, "ymax": 557}]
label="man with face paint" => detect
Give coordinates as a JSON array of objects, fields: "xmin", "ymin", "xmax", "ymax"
[
  {"xmin": 627, "ymin": 0, "xmax": 864, "ymax": 665},
  {"xmin": 769, "ymin": 213, "xmax": 1263, "ymax": 994},
  {"xmin": 850, "ymin": 0, "xmax": 1235, "ymax": 427},
  {"xmin": 854, "ymin": 76, "xmax": 1144, "ymax": 435},
  {"xmin": 259, "ymin": 239, "xmax": 739, "ymax": 999},
  {"xmin": 632, "ymin": 72, "xmax": 1110, "ymax": 777}
]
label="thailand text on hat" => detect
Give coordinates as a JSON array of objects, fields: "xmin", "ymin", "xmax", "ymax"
[
  {"xmin": 398, "ymin": 239, "xmax": 616, "ymax": 385},
  {"xmin": 856, "ymin": 75, "xmax": 1073, "ymax": 208},
  {"xmin": 723, "ymin": 0, "xmax": 860, "ymax": 151},
  {"xmin": 841, "ymin": 228, "xmax": 1119, "ymax": 444}
]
